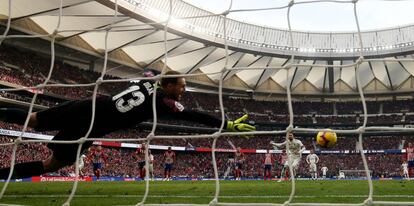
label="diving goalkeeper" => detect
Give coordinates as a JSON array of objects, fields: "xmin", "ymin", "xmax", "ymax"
[{"xmin": 0, "ymin": 71, "xmax": 255, "ymax": 179}]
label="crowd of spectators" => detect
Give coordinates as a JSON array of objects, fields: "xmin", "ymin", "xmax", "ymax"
[
  {"xmin": 0, "ymin": 45, "xmax": 127, "ymax": 99},
  {"xmin": 1, "ymin": 44, "xmax": 414, "ymax": 179},
  {"xmin": 1, "ymin": 44, "xmax": 414, "ymax": 117}
]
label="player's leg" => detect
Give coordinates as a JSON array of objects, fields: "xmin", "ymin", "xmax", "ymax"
[
  {"xmin": 164, "ymin": 164, "xmax": 172, "ymax": 180},
  {"xmin": 164, "ymin": 164, "xmax": 167, "ymax": 180},
  {"xmin": 169, "ymin": 164, "xmax": 173, "ymax": 180},
  {"xmin": 308, "ymin": 164, "xmax": 312, "ymax": 179},
  {"xmin": 0, "ymin": 100, "xmax": 82, "ymax": 131},
  {"xmin": 166, "ymin": 164, "xmax": 172, "ymax": 180},
  {"xmin": 79, "ymin": 163, "xmax": 84, "ymax": 177},
  {"xmin": 140, "ymin": 163, "xmax": 146, "ymax": 179},
  {"xmin": 269, "ymin": 166, "xmax": 273, "ymax": 180},
  {"xmin": 0, "ymin": 129, "xmax": 90, "ymax": 179},
  {"xmin": 0, "ymin": 108, "xmax": 31, "ymax": 125},
  {"xmin": 280, "ymin": 165, "xmax": 285, "ymax": 179},
  {"xmin": 311, "ymin": 164, "xmax": 317, "ymax": 180},
  {"xmin": 268, "ymin": 166, "xmax": 272, "ymax": 180},
  {"xmin": 0, "ymin": 153, "xmax": 70, "ymax": 179},
  {"xmin": 43, "ymin": 155, "xmax": 72, "ymax": 173},
  {"xmin": 291, "ymin": 158, "xmax": 300, "ymax": 177},
  {"xmin": 278, "ymin": 164, "xmax": 287, "ymax": 182},
  {"xmin": 0, "ymin": 160, "xmax": 44, "ymax": 179},
  {"xmin": 149, "ymin": 164, "xmax": 154, "ymax": 180},
  {"xmin": 237, "ymin": 164, "xmax": 242, "ymax": 180},
  {"xmin": 265, "ymin": 165, "xmax": 271, "ymax": 180},
  {"xmin": 93, "ymin": 163, "xmax": 101, "ymax": 179}
]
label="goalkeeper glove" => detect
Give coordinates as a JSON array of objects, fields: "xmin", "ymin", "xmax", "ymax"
[{"xmin": 226, "ymin": 114, "xmax": 256, "ymax": 132}]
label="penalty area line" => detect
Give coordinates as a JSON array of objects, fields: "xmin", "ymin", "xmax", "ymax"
[{"xmin": 2, "ymin": 195, "xmax": 414, "ymax": 198}]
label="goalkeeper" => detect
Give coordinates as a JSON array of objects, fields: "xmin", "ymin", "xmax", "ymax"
[{"xmin": 0, "ymin": 71, "xmax": 255, "ymax": 179}]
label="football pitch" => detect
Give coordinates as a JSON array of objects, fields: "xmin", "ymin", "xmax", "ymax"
[{"xmin": 0, "ymin": 180, "xmax": 413, "ymax": 205}]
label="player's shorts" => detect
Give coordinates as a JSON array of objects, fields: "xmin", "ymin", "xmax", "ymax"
[
  {"xmin": 264, "ymin": 164, "xmax": 272, "ymax": 170},
  {"xmin": 79, "ymin": 163, "xmax": 84, "ymax": 170},
  {"xmin": 138, "ymin": 161, "xmax": 145, "ymax": 169},
  {"xmin": 309, "ymin": 163, "xmax": 317, "ymax": 172},
  {"xmin": 235, "ymin": 163, "xmax": 243, "ymax": 170},
  {"xmin": 93, "ymin": 163, "xmax": 102, "ymax": 171},
  {"xmin": 36, "ymin": 97, "xmax": 118, "ymax": 165},
  {"xmin": 408, "ymin": 160, "xmax": 414, "ymax": 168},
  {"xmin": 165, "ymin": 163, "xmax": 173, "ymax": 171}
]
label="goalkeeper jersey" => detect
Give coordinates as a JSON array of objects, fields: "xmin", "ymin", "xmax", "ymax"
[{"xmin": 36, "ymin": 80, "xmax": 224, "ymax": 134}]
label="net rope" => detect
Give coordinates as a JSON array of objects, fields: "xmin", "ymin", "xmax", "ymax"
[{"xmin": 0, "ymin": 0, "xmax": 414, "ymax": 205}]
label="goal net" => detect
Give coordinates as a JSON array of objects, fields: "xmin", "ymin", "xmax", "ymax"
[{"xmin": 0, "ymin": 0, "xmax": 414, "ymax": 206}]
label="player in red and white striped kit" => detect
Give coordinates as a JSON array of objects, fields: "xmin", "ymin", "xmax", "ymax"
[
  {"xmin": 234, "ymin": 147, "xmax": 245, "ymax": 180},
  {"xmin": 406, "ymin": 142, "xmax": 414, "ymax": 178},
  {"xmin": 135, "ymin": 143, "xmax": 146, "ymax": 179},
  {"xmin": 263, "ymin": 149, "xmax": 274, "ymax": 181},
  {"xmin": 164, "ymin": 147, "xmax": 176, "ymax": 181},
  {"xmin": 89, "ymin": 146, "xmax": 107, "ymax": 179}
]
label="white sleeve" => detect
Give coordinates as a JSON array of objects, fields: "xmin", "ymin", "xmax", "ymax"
[
  {"xmin": 273, "ymin": 140, "xmax": 287, "ymax": 147},
  {"xmin": 299, "ymin": 142, "xmax": 306, "ymax": 154}
]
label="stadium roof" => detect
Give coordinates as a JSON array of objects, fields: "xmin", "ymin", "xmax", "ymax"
[{"xmin": 1, "ymin": 0, "xmax": 414, "ymax": 96}]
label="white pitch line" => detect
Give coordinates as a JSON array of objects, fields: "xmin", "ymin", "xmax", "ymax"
[{"xmin": 2, "ymin": 195, "xmax": 414, "ymax": 198}]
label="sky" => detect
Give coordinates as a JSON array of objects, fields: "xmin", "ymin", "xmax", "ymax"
[{"xmin": 183, "ymin": 0, "xmax": 414, "ymax": 32}]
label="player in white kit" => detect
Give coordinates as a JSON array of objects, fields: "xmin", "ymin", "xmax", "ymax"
[
  {"xmin": 270, "ymin": 132, "xmax": 306, "ymax": 181},
  {"xmin": 306, "ymin": 150, "xmax": 319, "ymax": 180},
  {"xmin": 148, "ymin": 150, "xmax": 155, "ymax": 180},
  {"xmin": 78, "ymin": 154, "xmax": 87, "ymax": 177},
  {"xmin": 338, "ymin": 171, "xmax": 345, "ymax": 179},
  {"xmin": 278, "ymin": 150, "xmax": 289, "ymax": 182},
  {"xmin": 321, "ymin": 166, "xmax": 328, "ymax": 179},
  {"xmin": 402, "ymin": 161, "xmax": 410, "ymax": 180}
]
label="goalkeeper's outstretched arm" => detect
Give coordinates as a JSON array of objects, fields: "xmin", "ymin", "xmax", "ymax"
[{"xmin": 173, "ymin": 111, "xmax": 255, "ymax": 132}]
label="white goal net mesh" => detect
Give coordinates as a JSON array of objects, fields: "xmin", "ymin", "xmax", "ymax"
[{"xmin": 0, "ymin": 0, "xmax": 414, "ymax": 205}]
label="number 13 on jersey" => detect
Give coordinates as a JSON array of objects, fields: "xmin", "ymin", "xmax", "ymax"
[{"xmin": 112, "ymin": 85, "xmax": 145, "ymax": 113}]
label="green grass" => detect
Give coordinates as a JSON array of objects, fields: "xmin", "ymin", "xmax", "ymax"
[{"xmin": 0, "ymin": 180, "xmax": 413, "ymax": 205}]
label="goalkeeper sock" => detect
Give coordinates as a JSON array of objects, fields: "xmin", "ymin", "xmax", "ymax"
[
  {"xmin": 0, "ymin": 161, "xmax": 44, "ymax": 179},
  {"xmin": 0, "ymin": 108, "xmax": 28, "ymax": 125}
]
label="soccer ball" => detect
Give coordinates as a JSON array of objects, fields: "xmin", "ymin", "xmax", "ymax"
[{"xmin": 316, "ymin": 130, "xmax": 337, "ymax": 148}]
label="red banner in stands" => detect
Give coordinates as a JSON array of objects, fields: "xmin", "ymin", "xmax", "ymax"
[
  {"xmin": 93, "ymin": 141, "xmax": 122, "ymax": 147},
  {"xmin": 195, "ymin": 148, "xmax": 257, "ymax": 153},
  {"xmin": 32, "ymin": 176, "xmax": 92, "ymax": 182},
  {"xmin": 26, "ymin": 88, "xmax": 44, "ymax": 94}
]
